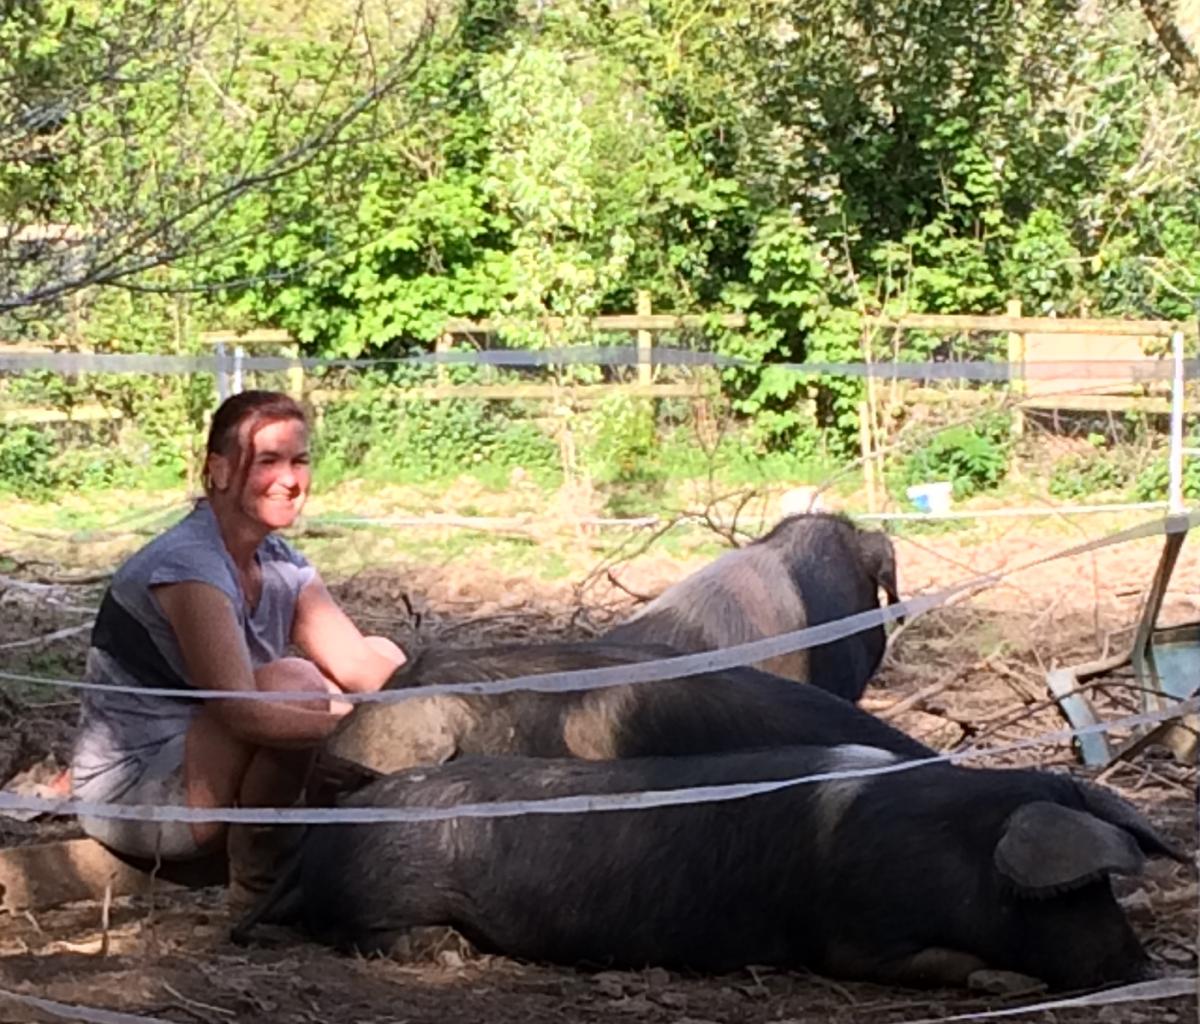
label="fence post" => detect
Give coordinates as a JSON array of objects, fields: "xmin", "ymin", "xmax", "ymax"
[
  {"xmin": 286, "ymin": 343, "xmax": 305, "ymax": 402},
  {"xmin": 1006, "ymin": 298, "xmax": 1026, "ymax": 437},
  {"xmin": 636, "ymin": 290, "xmax": 652, "ymax": 386},
  {"xmin": 859, "ymin": 400, "xmax": 877, "ymax": 514},
  {"xmin": 436, "ymin": 331, "xmax": 453, "ymax": 390},
  {"xmin": 1168, "ymin": 330, "xmax": 1186, "ymax": 514},
  {"xmin": 214, "ymin": 341, "xmax": 230, "ymax": 404}
]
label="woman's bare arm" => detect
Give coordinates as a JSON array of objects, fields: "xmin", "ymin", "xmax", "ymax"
[
  {"xmin": 291, "ymin": 574, "xmax": 406, "ymax": 693},
  {"xmin": 154, "ymin": 581, "xmax": 343, "ymax": 746}
]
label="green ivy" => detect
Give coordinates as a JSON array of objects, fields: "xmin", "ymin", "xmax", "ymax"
[
  {"xmin": 0, "ymin": 426, "xmax": 60, "ymax": 500},
  {"xmin": 902, "ymin": 416, "xmax": 1012, "ymax": 500},
  {"xmin": 1133, "ymin": 440, "xmax": 1200, "ymax": 503}
]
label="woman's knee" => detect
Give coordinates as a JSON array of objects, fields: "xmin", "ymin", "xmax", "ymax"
[
  {"xmin": 254, "ymin": 657, "xmax": 331, "ymax": 706},
  {"xmin": 365, "ymin": 635, "xmax": 406, "ymax": 668}
]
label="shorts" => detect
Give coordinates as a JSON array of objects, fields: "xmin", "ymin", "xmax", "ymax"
[{"xmin": 75, "ymin": 732, "xmax": 208, "ymax": 862}]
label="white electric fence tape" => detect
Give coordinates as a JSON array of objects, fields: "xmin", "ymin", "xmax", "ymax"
[
  {"xmin": 0, "ymin": 514, "xmax": 1193, "ymax": 825},
  {"xmin": 1, "ymin": 345, "xmax": 1197, "ymax": 380},
  {"xmin": 893, "ymin": 975, "xmax": 1196, "ymax": 1023},
  {"xmin": 0, "ymin": 697, "xmax": 1194, "ymax": 826},
  {"xmin": 1, "ymin": 510, "xmax": 1194, "ymax": 706}
]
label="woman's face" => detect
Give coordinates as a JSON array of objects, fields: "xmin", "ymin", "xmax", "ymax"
[{"xmin": 215, "ymin": 416, "xmax": 312, "ymax": 530}]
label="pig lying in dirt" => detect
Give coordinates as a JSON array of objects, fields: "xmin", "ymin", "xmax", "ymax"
[
  {"xmin": 315, "ymin": 640, "xmax": 932, "ymax": 792},
  {"xmin": 281, "ymin": 746, "xmax": 1183, "ymax": 991}
]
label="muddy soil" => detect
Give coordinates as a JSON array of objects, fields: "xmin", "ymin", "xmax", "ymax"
[{"xmin": 0, "ymin": 522, "xmax": 1195, "ymax": 1024}]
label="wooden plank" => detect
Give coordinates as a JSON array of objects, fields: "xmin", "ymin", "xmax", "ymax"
[
  {"xmin": 441, "ymin": 314, "xmax": 748, "ymax": 333},
  {"xmin": 199, "ymin": 329, "xmax": 293, "ymax": 346},
  {"xmin": 1017, "ymin": 394, "xmax": 1178, "ymax": 414},
  {"xmin": 880, "ymin": 383, "xmax": 1184, "ymax": 414},
  {"xmin": 1006, "ymin": 299, "xmax": 1026, "ymax": 437},
  {"xmin": 308, "ymin": 382, "xmax": 705, "ymax": 404},
  {"xmin": 0, "ymin": 838, "xmax": 225, "ymax": 912},
  {"xmin": 864, "ymin": 313, "xmax": 1194, "ymax": 338},
  {"xmin": 895, "ymin": 386, "xmax": 993, "ymax": 406},
  {"xmin": 0, "ymin": 342, "xmax": 74, "ymax": 353},
  {"xmin": 1021, "ymin": 332, "xmax": 1158, "ymax": 399}
]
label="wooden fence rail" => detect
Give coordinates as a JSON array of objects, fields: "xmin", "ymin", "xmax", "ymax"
[{"xmin": 2, "ymin": 300, "xmax": 1195, "ymax": 427}]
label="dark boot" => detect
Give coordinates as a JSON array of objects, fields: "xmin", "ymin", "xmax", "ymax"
[{"xmin": 225, "ymin": 823, "xmax": 305, "ymax": 915}]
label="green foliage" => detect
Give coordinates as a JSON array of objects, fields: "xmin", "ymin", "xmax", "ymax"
[
  {"xmin": 584, "ymin": 395, "xmax": 658, "ymax": 483},
  {"xmin": 1047, "ymin": 435, "xmax": 1131, "ymax": 499},
  {"xmin": 315, "ymin": 374, "xmax": 560, "ymax": 487},
  {"xmin": 0, "ymin": 426, "xmax": 59, "ymax": 499},
  {"xmin": 1132, "ymin": 440, "xmax": 1200, "ymax": 502},
  {"xmin": 1048, "ymin": 455, "xmax": 1130, "ymax": 500},
  {"xmin": 6, "ymin": 0, "xmax": 1200, "ymax": 482},
  {"xmin": 1001, "ymin": 211, "xmax": 1085, "ymax": 316},
  {"xmin": 902, "ymin": 416, "xmax": 1012, "ymax": 499},
  {"xmin": 50, "ymin": 445, "xmax": 140, "ymax": 492},
  {"xmin": 718, "ymin": 214, "xmax": 861, "ymax": 454},
  {"xmin": 579, "ymin": 395, "xmax": 666, "ymax": 517}
]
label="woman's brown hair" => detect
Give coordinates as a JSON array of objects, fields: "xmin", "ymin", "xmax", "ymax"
[{"xmin": 202, "ymin": 390, "xmax": 308, "ymax": 495}]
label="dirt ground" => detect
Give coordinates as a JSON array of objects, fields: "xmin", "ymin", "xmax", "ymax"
[{"xmin": 0, "ymin": 512, "xmax": 1196, "ymax": 1024}]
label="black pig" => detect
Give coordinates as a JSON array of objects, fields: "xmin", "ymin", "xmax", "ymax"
[
  {"xmin": 605, "ymin": 513, "xmax": 900, "ymax": 701},
  {"xmin": 319, "ymin": 640, "xmax": 932, "ymax": 786},
  {"xmin": 295, "ymin": 746, "xmax": 1183, "ymax": 991}
]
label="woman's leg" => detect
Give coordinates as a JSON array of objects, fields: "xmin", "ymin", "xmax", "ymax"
[{"xmin": 183, "ymin": 657, "xmax": 332, "ymax": 848}]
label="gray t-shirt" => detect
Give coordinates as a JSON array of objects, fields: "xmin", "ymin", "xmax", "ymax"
[{"xmin": 71, "ymin": 500, "xmax": 315, "ymax": 803}]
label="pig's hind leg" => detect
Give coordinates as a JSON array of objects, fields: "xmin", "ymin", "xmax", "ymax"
[{"xmin": 839, "ymin": 946, "xmax": 991, "ymax": 988}]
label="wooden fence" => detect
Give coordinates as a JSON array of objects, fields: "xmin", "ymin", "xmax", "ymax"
[{"xmin": 2, "ymin": 299, "xmax": 1195, "ymax": 426}]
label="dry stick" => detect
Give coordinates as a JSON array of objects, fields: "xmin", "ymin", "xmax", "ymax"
[
  {"xmin": 1042, "ymin": 502, "xmax": 1105, "ymax": 650},
  {"xmin": 883, "ymin": 584, "xmax": 998, "ymax": 662},
  {"xmin": 98, "ymin": 883, "xmax": 112, "ymax": 958},
  {"xmin": 986, "ymin": 657, "xmax": 1046, "ymax": 704},
  {"xmin": 0, "ymin": 624, "xmax": 90, "ymax": 652},
  {"xmin": 144, "ymin": 837, "xmax": 163, "ymax": 955},
  {"xmin": 161, "ymin": 982, "xmax": 237, "ymax": 1021},
  {"xmin": 890, "ymin": 532, "xmax": 1039, "ymax": 605},
  {"xmin": 965, "ymin": 677, "xmax": 1188, "ymax": 750},
  {"xmin": 603, "ymin": 569, "xmax": 656, "ymax": 604},
  {"xmin": 1138, "ymin": 761, "xmax": 1199, "ymax": 795},
  {"xmin": 796, "ymin": 968, "xmax": 858, "ymax": 1006},
  {"xmin": 576, "ymin": 511, "xmax": 691, "ymax": 596},
  {"xmin": 32, "ymin": 569, "xmax": 113, "ymax": 586},
  {"xmin": 877, "ymin": 676, "xmax": 961, "ymax": 721},
  {"xmin": 1026, "ymin": 586, "xmax": 1071, "ymax": 635},
  {"xmin": 575, "ymin": 406, "xmax": 769, "ymax": 600}
]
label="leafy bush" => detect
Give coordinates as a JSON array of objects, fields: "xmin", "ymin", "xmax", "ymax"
[
  {"xmin": 0, "ymin": 426, "xmax": 60, "ymax": 499},
  {"xmin": 1048, "ymin": 454, "xmax": 1129, "ymax": 500},
  {"xmin": 51, "ymin": 446, "xmax": 140, "ymax": 492},
  {"xmin": 1047, "ymin": 435, "xmax": 1131, "ymax": 500},
  {"xmin": 902, "ymin": 417, "xmax": 1011, "ymax": 499},
  {"xmin": 584, "ymin": 395, "xmax": 658, "ymax": 483},
  {"xmin": 315, "ymin": 374, "xmax": 560, "ymax": 487},
  {"xmin": 1133, "ymin": 442, "xmax": 1200, "ymax": 503}
]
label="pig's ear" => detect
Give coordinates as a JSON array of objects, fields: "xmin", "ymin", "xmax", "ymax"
[
  {"xmin": 995, "ymin": 802, "xmax": 1145, "ymax": 897},
  {"xmin": 1076, "ymin": 781, "xmax": 1189, "ymax": 863}
]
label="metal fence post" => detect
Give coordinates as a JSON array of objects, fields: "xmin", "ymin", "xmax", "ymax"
[
  {"xmin": 214, "ymin": 341, "xmax": 229, "ymax": 404},
  {"xmin": 1167, "ymin": 330, "xmax": 1186, "ymax": 514}
]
